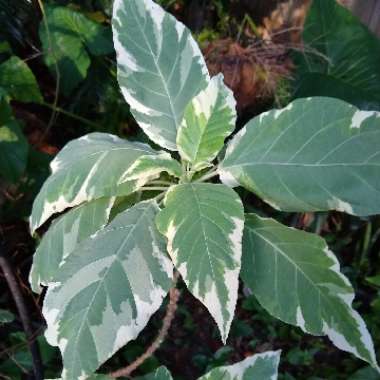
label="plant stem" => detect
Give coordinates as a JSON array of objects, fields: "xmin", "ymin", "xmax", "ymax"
[
  {"xmin": 196, "ymin": 169, "xmax": 220, "ymax": 183},
  {"xmin": 0, "ymin": 249, "xmax": 44, "ymax": 380},
  {"xmin": 41, "ymin": 103, "xmax": 103, "ymax": 130},
  {"xmin": 141, "ymin": 187, "xmax": 169, "ymax": 192},
  {"xmin": 149, "ymin": 180, "xmax": 173, "ymax": 186},
  {"xmin": 37, "ymin": 0, "xmax": 61, "ymax": 142},
  {"xmin": 155, "ymin": 192, "xmax": 166, "ymax": 204},
  {"xmin": 109, "ymin": 272, "xmax": 181, "ymax": 378}
]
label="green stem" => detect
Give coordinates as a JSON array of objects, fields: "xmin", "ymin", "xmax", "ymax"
[
  {"xmin": 38, "ymin": 0, "xmax": 60, "ymax": 141},
  {"xmin": 41, "ymin": 103, "xmax": 102, "ymax": 130},
  {"xmin": 149, "ymin": 180, "xmax": 173, "ymax": 186},
  {"xmin": 141, "ymin": 187, "xmax": 169, "ymax": 192},
  {"xmin": 196, "ymin": 169, "xmax": 219, "ymax": 183}
]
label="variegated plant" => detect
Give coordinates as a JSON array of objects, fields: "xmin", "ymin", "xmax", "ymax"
[{"xmin": 30, "ymin": 0, "xmax": 380, "ymax": 379}]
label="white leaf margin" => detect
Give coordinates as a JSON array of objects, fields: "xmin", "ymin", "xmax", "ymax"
[
  {"xmin": 199, "ymin": 350, "xmax": 281, "ymax": 380},
  {"xmin": 112, "ymin": 0, "xmax": 210, "ymax": 151}
]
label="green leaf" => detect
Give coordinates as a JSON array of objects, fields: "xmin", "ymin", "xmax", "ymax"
[
  {"xmin": 0, "ymin": 98, "xmax": 28, "ymax": 182},
  {"xmin": 293, "ymin": 73, "xmax": 380, "ymax": 112},
  {"xmin": 156, "ymin": 183, "xmax": 244, "ymax": 342},
  {"xmin": 293, "ymin": 0, "xmax": 380, "ymax": 109},
  {"xmin": 30, "ymin": 133, "xmax": 157, "ymax": 233},
  {"xmin": 0, "ymin": 41, "xmax": 12, "ymax": 54},
  {"xmin": 121, "ymin": 152, "xmax": 183, "ymax": 183},
  {"xmin": 43, "ymin": 200, "xmax": 173, "ymax": 380},
  {"xmin": 365, "ymin": 275, "xmax": 380, "ymax": 288},
  {"xmin": 241, "ymin": 214, "xmax": 379, "ymax": 370},
  {"xmin": 220, "ymin": 97, "xmax": 380, "ymax": 216},
  {"xmin": 177, "ymin": 74, "xmax": 236, "ymax": 171},
  {"xmin": 40, "ymin": 5, "xmax": 113, "ymax": 95},
  {"xmin": 0, "ymin": 56, "xmax": 43, "ymax": 103},
  {"xmin": 0, "ymin": 309, "xmax": 15, "ymax": 324},
  {"xmin": 112, "ymin": 0, "xmax": 210, "ymax": 150},
  {"xmin": 349, "ymin": 366, "xmax": 380, "ymax": 380},
  {"xmin": 198, "ymin": 351, "xmax": 281, "ymax": 380},
  {"xmin": 136, "ymin": 367, "xmax": 173, "ymax": 380},
  {"xmin": 29, "ymin": 197, "xmax": 115, "ymax": 294},
  {"xmin": 47, "ymin": 375, "xmax": 112, "ymax": 380}
]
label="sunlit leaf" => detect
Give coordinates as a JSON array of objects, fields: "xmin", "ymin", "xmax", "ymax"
[
  {"xmin": 43, "ymin": 200, "xmax": 173, "ymax": 380},
  {"xmin": 156, "ymin": 183, "xmax": 244, "ymax": 342},
  {"xmin": 177, "ymin": 74, "xmax": 236, "ymax": 171},
  {"xmin": 198, "ymin": 351, "xmax": 281, "ymax": 380},
  {"xmin": 30, "ymin": 133, "xmax": 157, "ymax": 233},
  {"xmin": 220, "ymin": 97, "xmax": 380, "ymax": 216},
  {"xmin": 113, "ymin": 0, "xmax": 209, "ymax": 150},
  {"xmin": 241, "ymin": 214, "xmax": 379, "ymax": 370},
  {"xmin": 29, "ymin": 197, "xmax": 115, "ymax": 293},
  {"xmin": 121, "ymin": 152, "xmax": 183, "ymax": 183}
]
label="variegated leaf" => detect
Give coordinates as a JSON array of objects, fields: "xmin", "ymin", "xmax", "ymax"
[
  {"xmin": 156, "ymin": 183, "xmax": 244, "ymax": 342},
  {"xmin": 220, "ymin": 97, "xmax": 380, "ymax": 216},
  {"xmin": 43, "ymin": 200, "xmax": 173, "ymax": 380},
  {"xmin": 112, "ymin": 0, "xmax": 210, "ymax": 150},
  {"xmin": 177, "ymin": 74, "xmax": 236, "ymax": 171},
  {"xmin": 30, "ymin": 133, "xmax": 157, "ymax": 233},
  {"xmin": 136, "ymin": 367, "xmax": 173, "ymax": 380},
  {"xmin": 121, "ymin": 152, "xmax": 183, "ymax": 183},
  {"xmin": 198, "ymin": 351, "xmax": 281, "ymax": 380},
  {"xmin": 47, "ymin": 375, "xmax": 112, "ymax": 380},
  {"xmin": 29, "ymin": 197, "xmax": 115, "ymax": 294},
  {"xmin": 241, "ymin": 214, "xmax": 379, "ymax": 371}
]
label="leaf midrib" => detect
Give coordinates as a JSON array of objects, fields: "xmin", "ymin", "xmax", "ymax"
[
  {"xmin": 129, "ymin": 3, "xmax": 179, "ymax": 128},
  {"xmin": 249, "ymin": 226, "xmax": 342, "ymax": 324}
]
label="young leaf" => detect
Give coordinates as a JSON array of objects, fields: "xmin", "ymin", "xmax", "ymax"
[
  {"xmin": 30, "ymin": 133, "xmax": 157, "ymax": 234},
  {"xmin": 112, "ymin": 0, "xmax": 210, "ymax": 150},
  {"xmin": 177, "ymin": 74, "xmax": 236, "ymax": 171},
  {"xmin": 136, "ymin": 367, "xmax": 173, "ymax": 380},
  {"xmin": 121, "ymin": 152, "xmax": 183, "ymax": 183},
  {"xmin": 0, "ymin": 98, "xmax": 28, "ymax": 183},
  {"xmin": 198, "ymin": 351, "xmax": 281, "ymax": 380},
  {"xmin": 0, "ymin": 56, "xmax": 43, "ymax": 103},
  {"xmin": 156, "ymin": 183, "xmax": 244, "ymax": 342},
  {"xmin": 294, "ymin": 0, "xmax": 380, "ymax": 110},
  {"xmin": 220, "ymin": 97, "xmax": 380, "ymax": 216},
  {"xmin": 43, "ymin": 200, "xmax": 173, "ymax": 380},
  {"xmin": 241, "ymin": 214, "xmax": 379, "ymax": 371},
  {"xmin": 40, "ymin": 6, "xmax": 113, "ymax": 95},
  {"xmin": 29, "ymin": 197, "xmax": 115, "ymax": 294}
]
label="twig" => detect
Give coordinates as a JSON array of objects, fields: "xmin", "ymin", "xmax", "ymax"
[
  {"xmin": 109, "ymin": 272, "xmax": 181, "ymax": 378},
  {"xmin": 140, "ymin": 187, "xmax": 170, "ymax": 192},
  {"xmin": 0, "ymin": 248, "xmax": 44, "ymax": 380},
  {"xmin": 41, "ymin": 102, "xmax": 103, "ymax": 130},
  {"xmin": 0, "ymin": 325, "xmax": 45, "ymax": 360},
  {"xmin": 149, "ymin": 180, "xmax": 174, "ymax": 186},
  {"xmin": 195, "ymin": 169, "xmax": 220, "ymax": 183},
  {"xmin": 37, "ymin": 0, "xmax": 61, "ymax": 143}
]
